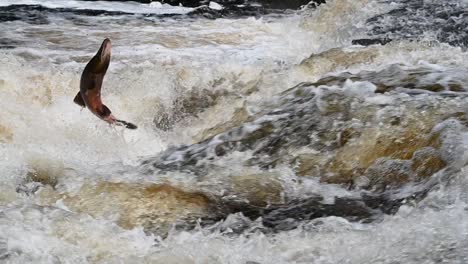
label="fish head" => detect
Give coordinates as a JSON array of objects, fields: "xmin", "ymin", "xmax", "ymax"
[{"xmin": 98, "ymin": 38, "xmax": 112, "ymax": 65}]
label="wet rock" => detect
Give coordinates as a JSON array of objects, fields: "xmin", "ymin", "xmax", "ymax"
[
  {"xmin": 214, "ymin": 193, "xmax": 394, "ymax": 232},
  {"xmin": 148, "ymin": 66, "xmax": 462, "ymax": 182},
  {"xmin": 153, "ymin": 110, "xmax": 173, "ymax": 132},
  {"xmin": 160, "ymin": 0, "xmax": 325, "ymax": 9},
  {"xmin": 294, "ymin": 152, "xmax": 331, "ymax": 177},
  {"xmin": 143, "ymin": 64, "xmax": 467, "ymax": 231},
  {"xmin": 360, "ymin": 0, "xmax": 468, "ymax": 47},
  {"xmin": 298, "ymin": 47, "xmax": 379, "ymax": 79},
  {"xmin": 154, "ymin": 88, "xmax": 228, "ymax": 131},
  {"xmin": 448, "ymin": 83, "xmax": 464, "ymax": 92},
  {"xmin": 188, "ymin": 5, "xmax": 267, "ymax": 19},
  {"xmin": 352, "ymin": 38, "xmax": 392, "ymax": 46},
  {"xmin": 364, "ymin": 159, "xmax": 413, "ymax": 191},
  {"xmin": 229, "ymin": 173, "xmax": 283, "ymax": 207},
  {"xmin": 0, "ymin": 0, "xmax": 324, "ymax": 25},
  {"xmin": 430, "ymin": 119, "xmax": 466, "ymax": 165},
  {"xmin": 411, "ymin": 147, "xmax": 446, "ymax": 180},
  {"xmin": 300, "ymin": 63, "xmax": 468, "ymax": 94},
  {"xmin": 323, "ymin": 121, "xmax": 438, "ymax": 185},
  {"xmin": 260, "ymin": 0, "xmax": 325, "ymax": 9},
  {"xmin": 194, "ymin": 106, "xmax": 251, "ymax": 142},
  {"xmin": 316, "ymin": 89, "xmax": 351, "ymax": 115},
  {"xmin": 338, "ymin": 126, "xmax": 361, "ymax": 147},
  {"xmin": 445, "ymin": 112, "xmax": 468, "ymax": 127},
  {"xmin": 61, "ymin": 182, "xmax": 218, "ymax": 235},
  {"xmin": 9, "ymin": 0, "xmax": 326, "ymax": 22},
  {"xmin": 26, "ymin": 170, "xmax": 59, "ymax": 189},
  {"xmin": 212, "ymin": 213, "xmax": 261, "ymax": 234},
  {"xmin": 262, "ymin": 196, "xmax": 376, "ymax": 231}
]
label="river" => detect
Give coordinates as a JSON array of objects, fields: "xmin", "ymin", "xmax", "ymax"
[{"xmin": 1, "ymin": 0, "xmax": 468, "ymax": 263}]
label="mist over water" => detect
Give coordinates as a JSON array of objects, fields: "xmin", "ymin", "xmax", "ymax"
[{"xmin": 1, "ymin": 0, "xmax": 468, "ymax": 263}]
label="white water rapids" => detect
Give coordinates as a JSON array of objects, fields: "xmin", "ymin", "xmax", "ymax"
[{"xmin": 1, "ymin": 0, "xmax": 468, "ymax": 263}]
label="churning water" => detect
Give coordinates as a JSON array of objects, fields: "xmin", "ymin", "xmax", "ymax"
[{"xmin": 1, "ymin": 0, "xmax": 468, "ymax": 263}]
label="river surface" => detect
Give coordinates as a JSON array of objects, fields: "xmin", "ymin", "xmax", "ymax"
[{"xmin": 1, "ymin": 0, "xmax": 468, "ymax": 263}]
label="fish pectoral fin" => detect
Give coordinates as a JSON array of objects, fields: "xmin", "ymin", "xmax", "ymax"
[{"xmin": 73, "ymin": 92, "xmax": 86, "ymax": 107}]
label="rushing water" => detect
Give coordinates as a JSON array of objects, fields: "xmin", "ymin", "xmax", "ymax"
[{"xmin": 1, "ymin": 0, "xmax": 468, "ymax": 263}]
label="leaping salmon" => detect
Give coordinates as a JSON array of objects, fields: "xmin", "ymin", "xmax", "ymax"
[{"xmin": 73, "ymin": 38, "xmax": 137, "ymax": 129}]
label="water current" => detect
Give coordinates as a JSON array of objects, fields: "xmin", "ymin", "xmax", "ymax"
[{"xmin": 1, "ymin": 0, "xmax": 468, "ymax": 263}]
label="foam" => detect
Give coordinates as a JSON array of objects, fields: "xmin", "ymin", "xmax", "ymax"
[{"xmin": 1, "ymin": 0, "xmax": 468, "ymax": 262}]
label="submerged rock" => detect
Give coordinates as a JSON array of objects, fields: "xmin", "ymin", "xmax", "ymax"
[
  {"xmin": 322, "ymin": 115, "xmax": 439, "ymax": 185},
  {"xmin": 154, "ymin": 88, "xmax": 229, "ymax": 131},
  {"xmin": 359, "ymin": 0, "xmax": 468, "ymax": 48},
  {"xmin": 147, "ymin": 66, "xmax": 466, "ymax": 182},
  {"xmin": 0, "ymin": 0, "xmax": 326, "ymax": 24},
  {"xmin": 57, "ymin": 182, "xmax": 218, "ymax": 235},
  {"xmin": 411, "ymin": 147, "xmax": 446, "ymax": 180},
  {"xmin": 262, "ymin": 196, "xmax": 376, "ymax": 231},
  {"xmin": 294, "ymin": 152, "xmax": 331, "ymax": 177},
  {"xmin": 193, "ymin": 106, "xmax": 251, "ymax": 142},
  {"xmin": 297, "ymin": 47, "xmax": 380, "ymax": 79},
  {"xmin": 159, "ymin": 0, "xmax": 325, "ymax": 9},
  {"xmin": 300, "ymin": 63, "xmax": 468, "ymax": 94},
  {"xmin": 140, "ymin": 64, "xmax": 468, "ymax": 230},
  {"xmin": 187, "ymin": 5, "xmax": 267, "ymax": 19},
  {"xmin": 228, "ymin": 173, "xmax": 284, "ymax": 207},
  {"xmin": 352, "ymin": 38, "xmax": 392, "ymax": 46},
  {"xmin": 26, "ymin": 64, "xmax": 466, "ymax": 235},
  {"xmin": 364, "ymin": 159, "xmax": 413, "ymax": 191}
]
